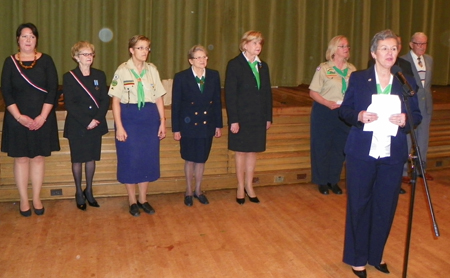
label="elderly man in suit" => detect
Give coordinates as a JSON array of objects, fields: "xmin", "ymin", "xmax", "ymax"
[{"xmin": 401, "ymin": 32, "xmax": 434, "ymax": 182}]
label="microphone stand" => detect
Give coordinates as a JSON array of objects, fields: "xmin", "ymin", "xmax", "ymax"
[{"xmin": 398, "ymin": 83, "xmax": 440, "ymax": 278}]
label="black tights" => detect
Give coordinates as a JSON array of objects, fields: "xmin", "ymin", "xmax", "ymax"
[{"xmin": 72, "ymin": 160, "xmax": 96, "ymax": 203}]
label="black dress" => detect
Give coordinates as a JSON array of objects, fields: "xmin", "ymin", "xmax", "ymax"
[
  {"xmin": 1, "ymin": 54, "xmax": 60, "ymax": 157},
  {"xmin": 225, "ymin": 53, "xmax": 272, "ymax": 152},
  {"xmin": 63, "ymin": 67, "xmax": 109, "ymax": 163}
]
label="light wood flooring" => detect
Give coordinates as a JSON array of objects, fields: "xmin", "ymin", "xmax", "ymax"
[{"xmin": 1, "ymin": 169, "xmax": 449, "ymax": 278}]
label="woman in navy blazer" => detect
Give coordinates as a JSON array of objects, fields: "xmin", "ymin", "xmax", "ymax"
[
  {"xmin": 171, "ymin": 45, "xmax": 223, "ymax": 206},
  {"xmin": 339, "ymin": 30, "xmax": 422, "ymax": 278},
  {"xmin": 63, "ymin": 41, "xmax": 109, "ymax": 210}
]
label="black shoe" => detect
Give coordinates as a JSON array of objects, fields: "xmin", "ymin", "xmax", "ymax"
[
  {"xmin": 129, "ymin": 204, "xmax": 140, "ymax": 217},
  {"xmin": 137, "ymin": 201, "xmax": 155, "ymax": 214},
  {"xmin": 83, "ymin": 189, "xmax": 100, "ymax": 207},
  {"xmin": 351, "ymin": 268, "xmax": 367, "ymax": 278},
  {"xmin": 33, "ymin": 206, "xmax": 45, "ymax": 216},
  {"xmin": 184, "ymin": 195, "xmax": 193, "ymax": 207},
  {"xmin": 75, "ymin": 193, "xmax": 87, "ymax": 211},
  {"xmin": 236, "ymin": 198, "xmax": 245, "ymax": 205},
  {"xmin": 374, "ymin": 263, "xmax": 390, "ymax": 274},
  {"xmin": 328, "ymin": 183, "xmax": 343, "ymax": 194},
  {"xmin": 318, "ymin": 185, "xmax": 329, "ymax": 195},
  {"xmin": 194, "ymin": 194, "xmax": 209, "ymax": 205},
  {"xmin": 244, "ymin": 189, "xmax": 260, "ymax": 203},
  {"xmin": 20, "ymin": 208, "xmax": 32, "ymax": 217},
  {"xmin": 399, "ymin": 187, "xmax": 406, "ymax": 194}
]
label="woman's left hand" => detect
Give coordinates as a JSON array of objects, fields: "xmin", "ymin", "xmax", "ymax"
[
  {"xmin": 158, "ymin": 124, "xmax": 166, "ymax": 140},
  {"xmin": 389, "ymin": 113, "xmax": 406, "ymax": 127},
  {"xmin": 87, "ymin": 119, "xmax": 100, "ymax": 130},
  {"xmin": 266, "ymin": 121, "xmax": 272, "ymax": 130},
  {"xmin": 29, "ymin": 115, "xmax": 46, "ymax": 130}
]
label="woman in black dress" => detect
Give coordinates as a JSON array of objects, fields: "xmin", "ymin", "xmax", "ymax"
[
  {"xmin": 172, "ymin": 45, "xmax": 223, "ymax": 206},
  {"xmin": 1, "ymin": 23, "xmax": 59, "ymax": 217},
  {"xmin": 63, "ymin": 41, "xmax": 109, "ymax": 210},
  {"xmin": 225, "ymin": 31, "xmax": 273, "ymax": 204}
]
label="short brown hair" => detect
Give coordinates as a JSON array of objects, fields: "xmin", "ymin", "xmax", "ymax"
[
  {"xmin": 71, "ymin": 41, "xmax": 95, "ymax": 58},
  {"xmin": 188, "ymin": 45, "xmax": 208, "ymax": 59},
  {"xmin": 128, "ymin": 35, "xmax": 151, "ymax": 56}
]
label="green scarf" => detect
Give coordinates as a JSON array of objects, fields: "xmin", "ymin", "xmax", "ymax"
[
  {"xmin": 195, "ymin": 76, "xmax": 205, "ymax": 93},
  {"xmin": 376, "ymin": 83, "xmax": 392, "ymax": 95},
  {"xmin": 130, "ymin": 69, "xmax": 147, "ymax": 109},
  {"xmin": 248, "ymin": 60, "xmax": 260, "ymax": 89},
  {"xmin": 333, "ymin": 66, "xmax": 349, "ymax": 95}
]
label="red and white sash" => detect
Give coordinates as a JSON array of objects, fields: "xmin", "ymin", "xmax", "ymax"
[
  {"xmin": 10, "ymin": 55, "xmax": 48, "ymax": 93},
  {"xmin": 69, "ymin": 71, "xmax": 99, "ymax": 108}
]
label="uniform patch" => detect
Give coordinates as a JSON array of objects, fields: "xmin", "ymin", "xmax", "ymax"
[
  {"xmin": 111, "ymin": 80, "xmax": 118, "ymax": 86},
  {"xmin": 124, "ymin": 80, "xmax": 134, "ymax": 86},
  {"xmin": 316, "ymin": 66, "xmax": 321, "ymax": 71},
  {"xmin": 113, "ymin": 75, "xmax": 119, "ymax": 80}
]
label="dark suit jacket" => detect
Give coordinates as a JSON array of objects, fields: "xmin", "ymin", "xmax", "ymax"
[
  {"xmin": 171, "ymin": 68, "xmax": 223, "ymax": 138},
  {"xmin": 63, "ymin": 67, "xmax": 109, "ymax": 139},
  {"xmin": 225, "ymin": 53, "xmax": 272, "ymax": 126},
  {"xmin": 339, "ymin": 66, "xmax": 422, "ymax": 164}
]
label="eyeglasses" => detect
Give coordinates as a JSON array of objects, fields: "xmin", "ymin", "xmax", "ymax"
[
  {"xmin": 134, "ymin": 47, "xmax": 151, "ymax": 52},
  {"xmin": 377, "ymin": 46, "xmax": 398, "ymax": 53},
  {"xmin": 412, "ymin": 42, "xmax": 427, "ymax": 47},
  {"xmin": 78, "ymin": 53, "xmax": 95, "ymax": 57},
  {"xmin": 191, "ymin": 56, "xmax": 208, "ymax": 60},
  {"xmin": 337, "ymin": 45, "xmax": 350, "ymax": 49}
]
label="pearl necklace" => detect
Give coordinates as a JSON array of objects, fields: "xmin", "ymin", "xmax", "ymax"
[{"xmin": 18, "ymin": 50, "xmax": 37, "ymax": 69}]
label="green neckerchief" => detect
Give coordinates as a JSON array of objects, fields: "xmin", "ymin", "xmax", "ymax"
[
  {"xmin": 376, "ymin": 83, "xmax": 392, "ymax": 94},
  {"xmin": 248, "ymin": 60, "xmax": 260, "ymax": 89},
  {"xmin": 130, "ymin": 69, "xmax": 147, "ymax": 109},
  {"xmin": 333, "ymin": 66, "xmax": 349, "ymax": 95},
  {"xmin": 195, "ymin": 75, "xmax": 205, "ymax": 93}
]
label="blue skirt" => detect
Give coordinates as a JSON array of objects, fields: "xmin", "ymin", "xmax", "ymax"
[{"xmin": 115, "ymin": 103, "xmax": 160, "ymax": 183}]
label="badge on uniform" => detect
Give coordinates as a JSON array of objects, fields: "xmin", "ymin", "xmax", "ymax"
[
  {"xmin": 94, "ymin": 80, "xmax": 99, "ymax": 90},
  {"xmin": 326, "ymin": 68, "xmax": 336, "ymax": 77}
]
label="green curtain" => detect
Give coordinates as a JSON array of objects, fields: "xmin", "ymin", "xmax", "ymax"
[{"xmin": 1, "ymin": 0, "xmax": 449, "ymax": 87}]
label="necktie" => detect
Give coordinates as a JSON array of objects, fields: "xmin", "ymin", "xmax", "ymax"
[
  {"xmin": 195, "ymin": 76, "xmax": 205, "ymax": 93},
  {"xmin": 418, "ymin": 57, "xmax": 423, "ymax": 67},
  {"xmin": 248, "ymin": 61, "xmax": 260, "ymax": 89},
  {"xmin": 130, "ymin": 69, "xmax": 147, "ymax": 109}
]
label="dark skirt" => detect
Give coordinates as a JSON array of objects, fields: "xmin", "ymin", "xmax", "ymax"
[
  {"xmin": 228, "ymin": 123, "xmax": 267, "ymax": 152},
  {"xmin": 68, "ymin": 135, "xmax": 102, "ymax": 163},
  {"xmin": 180, "ymin": 136, "xmax": 213, "ymax": 163},
  {"xmin": 115, "ymin": 103, "xmax": 160, "ymax": 184}
]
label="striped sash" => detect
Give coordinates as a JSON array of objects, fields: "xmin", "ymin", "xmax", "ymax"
[
  {"xmin": 69, "ymin": 71, "xmax": 99, "ymax": 108},
  {"xmin": 10, "ymin": 55, "xmax": 48, "ymax": 93}
]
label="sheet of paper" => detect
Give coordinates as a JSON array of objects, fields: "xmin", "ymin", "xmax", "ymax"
[{"xmin": 363, "ymin": 94, "xmax": 401, "ymax": 136}]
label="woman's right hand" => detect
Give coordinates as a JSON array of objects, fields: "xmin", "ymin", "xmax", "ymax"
[
  {"xmin": 230, "ymin": 123, "xmax": 240, "ymax": 134},
  {"xmin": 173, "ymin": 132, "xmax": 181, "ymax": 141},
  {"xmin": 115, "ymin": 127, "xmax": 128, "ymax": 142},
  {"xmin": 17, "ymin": 115, "xmax": 34, "ymax": 130}
]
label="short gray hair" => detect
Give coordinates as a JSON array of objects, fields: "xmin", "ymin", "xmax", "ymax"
[{"xmin": 370, "ymin": 29, "xmax": 397, "ymax": 52}]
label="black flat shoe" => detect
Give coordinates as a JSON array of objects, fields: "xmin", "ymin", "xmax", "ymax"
[
  {"xmin": 318, "ymin": 184, "xmax": 329, "ymax": 195},
  {"xmin": 75, "ymin": 194, "xmax": 87, "ymax": 211},
  {"xmin": 83, "ymin": 189, "xmax": 100, "ymax": 207},
  {"xmin": 236, "ymin": 198, "xmax": 245, "ymax": 205},
  {"xmin": 20, "ymin": 208, "xmax": 32, "ymax": 217},
  {"xmin": 399, "ymin": 187, "xmax": 406, "ymax": 194},
  {"xmin": 33, "ymin": 206, "xmax": 45, "ymax": 216},
  {"xmin": 184, "ymin": 195, "xmax": 193, "ymax": 207},
  {"xmin": 244, "ymin": 189, "xmax": 260, "ymax": 203},
  {"xmin": 351, "ymin": 268, "xmax": 367, "ymax": 278},
  {"xmin": 129, "ymin": 204, "xmax": 140, "ymax": 217},
  {"xmin": 328, "ymin": 183, "xmax": 343, "ymax": 194},
  {"xmin": 194, "ymin": 194, "xmax": 209, "ymax": 205},
  {"xmin": 137, "ymin": 201, "xmax": 155, "ymax": 215},
  {"xmin": 374, "ymin": 263, "xmax": 390, "ymax": 274}
]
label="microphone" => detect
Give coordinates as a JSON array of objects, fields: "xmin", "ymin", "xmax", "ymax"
[{"xmin": 390, "ymin": 65, "xmax": 415, "ymax": 96}]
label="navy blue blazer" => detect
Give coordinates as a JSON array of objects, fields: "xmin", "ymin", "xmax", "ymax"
[
  {"xmin": 339, "ymin": 66, "xmax": 422, "ymax": 164},
  {"xmin": 171, "ymin": 68, "xmax": 223, "ymax": 138},
  {"xmin": 63, "ymin": 67, "xmax": 109, "ymax": 139}
]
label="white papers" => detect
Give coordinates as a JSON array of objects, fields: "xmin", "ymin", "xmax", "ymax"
[{"xmin": 363, "ymin": 94, "xmax": 401, "ymax": 136}]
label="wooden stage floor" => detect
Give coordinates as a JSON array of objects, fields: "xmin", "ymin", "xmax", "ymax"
[{"xmin": 0, "ymin": 168, "xmax": 448, "ymax": 277}]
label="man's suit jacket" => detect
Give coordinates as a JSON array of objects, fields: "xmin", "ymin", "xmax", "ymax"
[
  {"xmin": 401, "ymin": 52, "xmax": 433, "ymax": 115},
  {"xmin": 171, "ymin": 68, "xmax": 223, "ymax": 138},
  {"xmin": 339, "ymin": 66, "xmax": 422, "ymax": 164}
]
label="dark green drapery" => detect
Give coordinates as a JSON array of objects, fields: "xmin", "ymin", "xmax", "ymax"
[{"xmin": 1, "ymin": 0, "xmax": 449, "ymax": 86}]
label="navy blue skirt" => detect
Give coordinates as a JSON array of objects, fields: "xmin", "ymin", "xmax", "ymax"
[
  {"xmin": 115, "ymin": 103, "xmax": 160, "ymax": 183},
  {"xmin": 180, "ymin": 136, "xmax": 213, "ymax": 163}
]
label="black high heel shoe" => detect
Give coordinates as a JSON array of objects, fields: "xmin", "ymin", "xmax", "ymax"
[
  {"xmin": 236, "ymin": 198, "xmax": 245, "ymax": 205},
  {"xmin": 20, "ymin": 208, "xmax": 32, "ymax": 217},
  {"xmin": 83, "ymin": 189, "xmax": 100, "ymax": 207},
  {"xmin": 75, "ymin": 193, "xmax": 86, "ymax": 211},
  {"xmin": 33, "ymin": 206, "xmax": 45, "ymax": 215},
  {"xmin": 374, "ymin": 263, "xmax": 390, "ymax": 274},
  {"xmin": 244, "ymin": 189, "xmax": 260, "ymax": 203},
  {"xmin": 351, "ymin": 267, "xmax": 367, "ymax": 278}
]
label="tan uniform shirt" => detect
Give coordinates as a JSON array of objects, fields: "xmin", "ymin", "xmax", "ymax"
[
  {"xmin": 309, "ymin": 60, "xmax": 356, "ymax": 102},
  {"xmin": 108, "ymin": 58, "xmax": 166, "ymax": 103}
]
